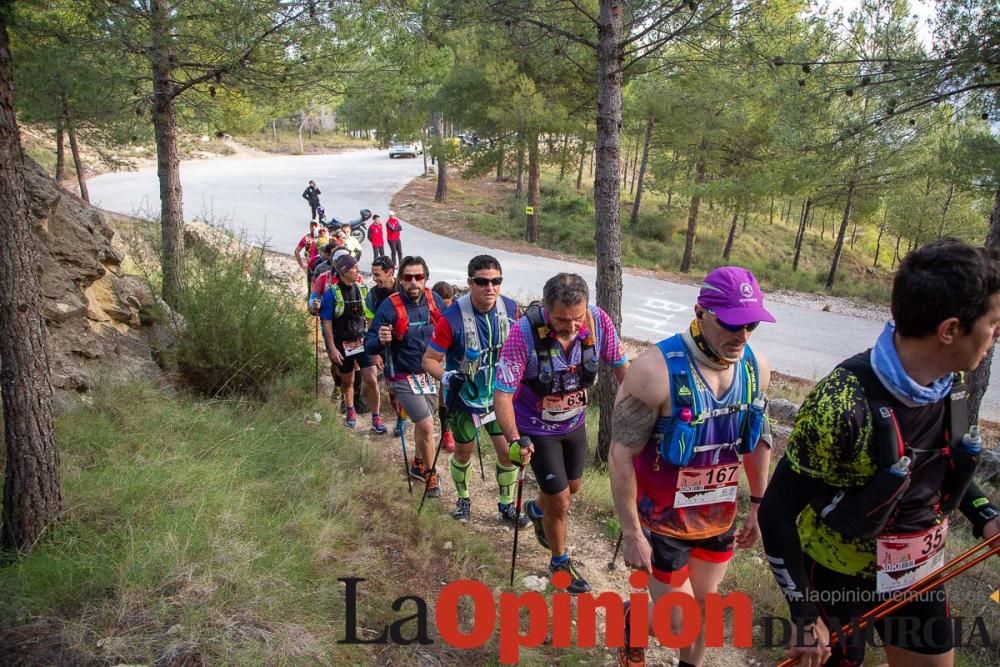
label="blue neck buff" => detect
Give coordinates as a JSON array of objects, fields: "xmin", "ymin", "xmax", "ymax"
[{"xmin": 870, "ymin": 321, "xmax": 953, "ymax": 407}]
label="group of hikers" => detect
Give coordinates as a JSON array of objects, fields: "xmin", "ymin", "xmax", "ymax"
[{"xmin": 295, "ymin": 208, "xmax": 1000, "ymax": 667}]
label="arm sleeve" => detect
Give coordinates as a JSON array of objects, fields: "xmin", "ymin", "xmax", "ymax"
[
  {"xmin": 495, "ymin": 319, "xmax": 530, "ymax": 393},
  {"xmin": 759, "ymin": 458, "xmax": 824, "ymax": 623},
  {"xmin": 959, "ymin": 481, "xmax": 1000, "ymax": 538}
]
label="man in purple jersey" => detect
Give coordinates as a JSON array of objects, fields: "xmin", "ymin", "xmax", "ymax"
[{"xmin": 495, "ymin": 272, "xmax": 629, "ymax": 594}]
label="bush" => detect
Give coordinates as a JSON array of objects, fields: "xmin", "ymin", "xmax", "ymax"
[{"xmin": 174, "ymin": 238, "xmax": 312, "ymax": 398}]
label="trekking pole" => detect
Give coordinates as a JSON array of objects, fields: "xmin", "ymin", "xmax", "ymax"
[
  {"xmin": 776, "ymin": 531, "xmax": 1000, "ymax": 667},
  {"xmin": 509, "ymin": 462, "xmax": 527, "ymax": 587},
  {"xmin": 607, "ymin": 530, "xmax": 624, "ymax": 570},
  {"xmin": 474, "ymin": 429, "xmax": 486, "ymax": 481},
  {"xmin": 385, "ymin": 353, "xmax": 412, "ymax": 495},
  {"xmin": 418, "ymin": 430, "xmax": 445, "ymax": 513}
]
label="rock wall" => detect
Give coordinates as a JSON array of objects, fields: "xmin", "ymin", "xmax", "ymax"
[{"xmin": 23, "ymin": 160, "xmax": 172, "ymax": 412}]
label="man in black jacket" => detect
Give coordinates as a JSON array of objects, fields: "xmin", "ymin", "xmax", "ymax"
[{"xmin": 302, "ymin": 180, "xmax": 321, "ymax": 221}]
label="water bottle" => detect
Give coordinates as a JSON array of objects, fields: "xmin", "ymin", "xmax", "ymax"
[
  {"xmin": 462, "ymin": 346, "xmax": 481, "ymax": 376},
  {"xmin": 959, "ymin": 425, "xmax": 982, "ymax": 455},
  {"xmin": 888, "ymin": 455, "xmax": 911, "ymax": 478}
]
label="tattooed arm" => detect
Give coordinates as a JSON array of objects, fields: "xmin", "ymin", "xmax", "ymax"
[{"xmin": 608, "ymin": 347, "xmax": 669, "ymax": 572}]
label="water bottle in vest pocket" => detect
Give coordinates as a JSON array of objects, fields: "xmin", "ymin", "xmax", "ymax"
[
  {"xmin": 739, "ymin": 396, "xmax": 767, "ymax": 455},
  {"xmin": 812, "ymin": 464, "xmax": 912, "ymax": 539},
  {"xmin": 658, "ymin": 406, "xmax": 699, "ymax": 467}
]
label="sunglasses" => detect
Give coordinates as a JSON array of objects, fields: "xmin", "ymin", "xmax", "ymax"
[
  {"xmin": 401, "ymin": 273, "xmax": 426, "ymax": 282},
  {"xmin": 707, "ymin": 310, "xmax": 760, "ymax": 333},
  {"xmin": 470, "ymin": 276, "xmax": 503, "ymax": 287}
]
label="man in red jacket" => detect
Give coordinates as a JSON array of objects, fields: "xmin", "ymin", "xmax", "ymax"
[
  {"xmin": 386, "ymin": 211, "xmax": 403, "ymax": 266},
  {"xmin": 368, "ymin": 214, "xmax": 386, "ymax": 259}
]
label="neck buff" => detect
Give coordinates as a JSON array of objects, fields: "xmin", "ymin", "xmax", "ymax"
[
  {"xmin": 681, "ymin": 319, "xmax": 731, "ymax": 370},
  {"xmin": 870, "ymin": 321, "xmax": 953, "ymax": 407}
]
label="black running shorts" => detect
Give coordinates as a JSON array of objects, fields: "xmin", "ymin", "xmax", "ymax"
[
  {"xmin": 646, "ymin": 524, "xmax": 737, "ymax": 584},
  {"xmin": 804, "ymin": 554, "xmax": 953, "ymax": 663},
  {"xmin": 527, "ymin": 426, "xmax": 588, "ymax": 495}
]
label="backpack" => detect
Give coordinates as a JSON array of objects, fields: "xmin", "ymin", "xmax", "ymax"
[
  {"xmin": 388, "ymin": 289, "xmax": 441, "ymax": 340},
  {"xmin": 522, "ymin": 301, "xmax": 599, "ymax": 397},
  {"xmin": 655, "ymin": 334, "xmax": 765, "ymax": 467}
]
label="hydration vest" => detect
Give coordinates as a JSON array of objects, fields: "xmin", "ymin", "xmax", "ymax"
[
  {"xmin": 809, "ymin": 353, "xmax": 976, "ymax": 540},
  {"xmin": 330, "ymin": 282, "xmax": 370, "ymax": 339},
  {"xmin": 655, "ymin": 334, "xmax": 766, "ymax": 467},
  {"xmin": 388, "ymin": 289, "xmax": 441, "ymax": 340},
  {"xmin": 523, "ymin": 302, "xmax": 599, "ymax": 396},
  {"xmin": 457, "ymin": 294, "xmax": 510, "ymax": 376}
]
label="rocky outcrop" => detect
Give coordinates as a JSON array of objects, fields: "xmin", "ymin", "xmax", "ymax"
[{"xmin": 23, "ymin": 160, "xmax": 174, "ymax": 413}]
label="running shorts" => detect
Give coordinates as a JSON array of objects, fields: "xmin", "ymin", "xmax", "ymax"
[{"xmin": 527, "ymin": 426, "xmax": 588, "ymax": 495}]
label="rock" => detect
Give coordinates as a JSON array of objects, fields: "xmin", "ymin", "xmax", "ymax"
[
  {"xmin": 769, "ymin": 398, "xmax": 799, "ymax": 423},
  {"xmin": 443, "ymin": 541, "xmax": 454, "ymax": 551},
  {"xmin": 522, "ymin": 575, "xmax": 547, "ymax": 592},
  {"xmin": 822, "ymin": 304, "xmax": 832, "ymax": 312},
  {"xmin": 43, "ymin": 295, "xmax": 86, "ymax": 323}
]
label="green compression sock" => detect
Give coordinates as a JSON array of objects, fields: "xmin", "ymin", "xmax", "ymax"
[
  {"xmin": 451, "ymin": 457, "xmax": 472, "ymax": 499},
  {"xmin": 496, "ymin": 463, "xmax": 517, "ymax": 506}
]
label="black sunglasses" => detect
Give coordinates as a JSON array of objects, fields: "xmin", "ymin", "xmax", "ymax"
[
  {"xmin": 470, "ymin": 276, "xmax": 503, "ymax": 287},
  {"xmin": 707, "ymin": 309, "xmax": 760, "ymax": 333}
]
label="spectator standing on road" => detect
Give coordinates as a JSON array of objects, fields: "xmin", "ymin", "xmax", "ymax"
[
  {"xmin": 386, "ymin": 211, "xmax": 403, "ymax": 266},
  {"xmin": 302, "ymin": 180, "xmax": 322, "ymax": 221},
  {"xmin": 368, "ymin": 214, "xmax": 386, "ymax": 259}
]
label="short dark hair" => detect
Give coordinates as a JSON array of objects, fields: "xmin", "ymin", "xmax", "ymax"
[
  {"xmin": 467, "ymin": 254, "xmax": 502, "ymax": 277},
  {"xmin": 372, "ymin": 255, "xmax": 395, "ymax": 271},
  {"xmin": 431, "ymin": 281, "xmax": 456, "ymax": 300},
  {"xmin": 893, "ymin": 238, "xmax": 1000, "ymax": 337},
  {"xmin": 398, "ymin": 256, "xmax": 429, "ymax": 281},
  {"xmin": 542, "ymin": 273, "xmax": 589, "ymax": 310}
]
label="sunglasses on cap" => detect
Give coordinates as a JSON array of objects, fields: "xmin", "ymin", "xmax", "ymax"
[
  {"xmin": 707, "ymin": 309, "xmax": 760, "ymax": 333},
  {"xmin": 470, "ymin": 276, "xmax": 503, "ymax": 287},
  {"xmin": 401, "ymin": 273, "xmax": 426, "ymax": 282}
]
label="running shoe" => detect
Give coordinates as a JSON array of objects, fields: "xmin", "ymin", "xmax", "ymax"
[
  {"xmin": 453, "ymin": 497, "xmax": 472, "ymax": 522},
  {"xmin": 549, "ymin": 557, "xmax": 591, "ymax": 594},
  {"xmin": 409, "ymin": 459, "xmax": 428, "ymax": 482},
  {"xmin": 370, "ymin": 413, "xmax": 387, "ymax": 434},
  {"xmin": 617, "ymin": 602, "xmax": 645, "ymax": 666},
  {"xmin": 525, "ymin": 499, "xmax": 549, "ymax": 549},
  {"xmin": 424, "ymin": 471, "xmax": 441, "ymax": 498},
  {"xmin": 498, "ymin": 502, "xmax": 530, "ymax": 528},
  {"xmin": 345, "ymin": 406, "xmax": 357, "ymax": 428}
]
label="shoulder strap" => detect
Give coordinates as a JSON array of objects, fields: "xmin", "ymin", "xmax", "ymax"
[
  {"xmin": 840, "ymin": 351, "xmax": 904, "ymax": 470},
  {"xmin": 389, "ymin": 292, "xmax": 408, "ymax": 340},
  {"xmin": 580, "ymin": 307, "xmax": 599, "ymax": 388},
  {"xmin": 947, "ymin": 372, "xmax": 969, "ymax": 448},
  {"xmin": 457, "ymin": 295, "xmax": 480, "ymax": 372},
  {"xmin": 424, "ymin": 288, "xmax": 441, "ymax": 325},
  {"xmin": 656, "ymin": 334, "xmax": 700, "ymax": 418},
  {"xmin": 524, "ymin": 302, "xmax": 553, "ymax": 395},
  {"xmin": 495, "ymin": 296, "xmax": 511, "ymax": 345}
]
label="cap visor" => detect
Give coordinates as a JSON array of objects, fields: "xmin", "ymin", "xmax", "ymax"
[{"xmin": 713, "ymin": 306, "xmax": 776, "ymax": 326}]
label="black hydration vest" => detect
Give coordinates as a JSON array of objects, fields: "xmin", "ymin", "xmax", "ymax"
[
  {"xmin": 523, "ymin": 302, "xmax": 599, "ymax": 397},
  {"xmin": 810, "ymin": 351, "xmax": 977, "ymax": 539}
]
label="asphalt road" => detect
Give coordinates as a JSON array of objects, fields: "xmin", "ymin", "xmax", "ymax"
[{"xmin": 88, "ymin": 149, "xmax": 999, "ymax": 419}]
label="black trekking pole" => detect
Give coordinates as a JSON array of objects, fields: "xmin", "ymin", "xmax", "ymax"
[
  {"xmin": 607, "ymin": 531, "xmax": 623, "ymax": 570},
  {"xmin": 474, "ymin": 429, "xmax": 486, "ymax": 481},
  {"xmin": 509, "ymin": 461, "xmax": 527, "ymax": 587},
  {"xmin": 385, "ymin": 353, "xmax": 412, "ymax": 495}
]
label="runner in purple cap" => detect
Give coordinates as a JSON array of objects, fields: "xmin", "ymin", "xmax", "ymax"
[{"xmin": 608, "ymin": 265, "xmax": 775, "ymax": 667}]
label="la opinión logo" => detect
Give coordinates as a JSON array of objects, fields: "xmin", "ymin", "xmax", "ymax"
[{"xmin": 338, "ymin": 571, "xmax": 754, "ymax": 663}]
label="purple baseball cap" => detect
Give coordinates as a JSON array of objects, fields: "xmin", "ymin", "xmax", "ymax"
[{"xmin": 697, "ymin": 266, "xmax": 776, "ymax": 326}]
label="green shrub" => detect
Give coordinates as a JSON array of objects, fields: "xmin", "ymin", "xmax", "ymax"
[{"xmin": 174, "ymin": 237, "xmax": 311, "ymax": 398}]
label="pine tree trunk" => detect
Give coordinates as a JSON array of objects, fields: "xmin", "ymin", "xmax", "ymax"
[
  {"xmin": 54, "ymin": 118, "xmax": 65, "ymax": 182},
  {"xmin": 0, "ymin": 11, "xmax": 62, "ymax": 554},
  {"xmin": 526, "ymin": 132, "xmax": 540, "ymax": 242},
  {"xmin": 722, "ymin": 207, "xmax": 739, "ymax": 260},
  {"xmin": 680, "ymin": 138, "xmax": 708, "ymax": 273},
  {"xmin": 629, "ymin": 130, "xmax": 640, "ymax": 195},
  {"xmin": 769, "ymin": 196, "xmax": 774, "ymax": 225},
  {"xmin": 666, "ymin": 149, "xmax": 678, "ymax": 208},
  {"xmin": 515, "ymin": 140, "xmax": 525, "ymax": 199},
  {"xmin": 576, "ymin": 135, "xmax": 587, "ymax": 190},
  {"xmin": 629, "ymin": 116, "xmax": 654, "ymax": 229},
  {"xmin": 967, "ymin": 185, "xmax": 1000, "ymax": 425},
  {"xmin": 66, "ymin": 120, "xmax": 88, "ymax": 203},
  {"xmin": 593, "ymin": 0, "xmax": 624, "ymax": 465},
  {"xmin": 874, "ymin": 206, "xmax": 888, "ymax": 268},
  {"xmin": 938, "ymin": 183, "xmax": 954, "ymax": 238},
  {"xmin": 421, "ymin": 126, "xmax": 429, "ymax": 176},
  {"xmin": 792, "ymin": 197, "xmax": 811, "ymax": 271},
  {"xmin": 496, "ymin": 149, "xmax": 504, "ymax": 182},
  {"xmin": 432, "ymin": 111, "xmax": 447, "ymax": 202},
  {"xmin": 151, "ymin": 0, "xmax": 185, "ymax": 309},
  {"xmin": 559, "ymin": 135, "xmax": 569, "ymax": 181},
  {"xmin": 826, "ymin": 180, "xmax": 856, "ymax": 290},
  {"xmin": 741, "ymin": 207, "xmax": 749, "ymax": 232}
]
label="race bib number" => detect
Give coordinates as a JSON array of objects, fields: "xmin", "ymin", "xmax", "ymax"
[
  {"xmin": 672, "ymin": 462, "xmax": 741, "ymax": 508},
  {"xmin": 407, "ymin": 372, "xmax": 438, "ymax": 396},
  {"xmin": 343, "ymin": 339, "xmax": 364, "ymax": 357},
  {"xmin": 473, "ymin": 411, "xmax": 496, "ymax": 428},
  {"xmin": 541, "ymin": 390, "xmax": 587, "ymax": 422},
  {"xmin": 876, "ymin": 520, "xmax": 948, "ymax": 594}
]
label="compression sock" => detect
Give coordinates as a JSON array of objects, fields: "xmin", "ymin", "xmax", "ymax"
[
  {"xmin": 495, "ymin": 463, "xmax": 517, "ymax": 506},
  {"xmin": 450, "ymin": 457, "xmax": 472, "ymax": 499}
]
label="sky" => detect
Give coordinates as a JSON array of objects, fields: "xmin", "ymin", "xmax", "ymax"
[{"xmin": 826, "ymin": 0, "xmax": 937, "ymax": 47}]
